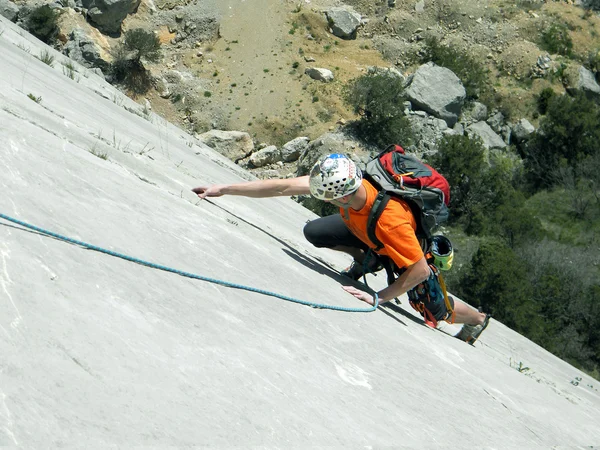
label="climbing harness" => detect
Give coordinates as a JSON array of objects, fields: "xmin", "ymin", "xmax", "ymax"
[{"xmin": 0, "ymin": 212, "xmax": 378, "ymax": 313}]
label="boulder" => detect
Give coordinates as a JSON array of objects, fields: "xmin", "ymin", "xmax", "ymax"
[
  {"xmin": 249, "ymin": 146, "xmax": 281, "ymax": 168},
  {"xmin": 62, "ymin": 28, "xmax": 110, "ymax": 72},
  {"xmin": 305, "ymin": 67, "xmax": 334, "ymax": 82},
  {"xmin": 296, "ymin": 132, "xmax": 364, "ymax": 176},
  {"xmin": 325, "ymin": 7, "xmax": 361, "ymax": 40},
  {"xmin": 195, "ymin": 130, "xmax": 254, "ymax": 162},
  {"xmin": 366, "ymin": 66, "xmax": 405, "ymax": 83},
  {"xmin": 281, "ymin": 137, "xmax": 310, "ymax": 163},
  {"xmin": 486, "ymin": 111, "xmax": 505, "ymax": 133},
  {"xmin": 81, "ymin": 0, "xmax": 141, "ymax": 34},
  {"xmin": 0, "ymin": 0, "xmax": 19, "ymax": 22},
  {"xmin": 464, "ymin": 101, "xmax": 488, "ymax": 123},
  {"xmin": 466, "ymin": 121, "xmax": 507, "ymax": 149},
  {"xmin": 576, "ymin": 65, "xmax": 600, "ymax": 100},
  {"xmin": 405, "ymin": 62, "xmax": 466, "ymax": 127},
  {"xmin": 512, "ymin": 119, "xmax": 535, "ymax": 143}
]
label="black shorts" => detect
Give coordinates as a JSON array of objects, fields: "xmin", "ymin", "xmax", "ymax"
[{"xmin": 303, "ymin": 214, "xmax": 368, "ymax": 251}]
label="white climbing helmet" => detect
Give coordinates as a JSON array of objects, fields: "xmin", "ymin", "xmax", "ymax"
[{"xmin": 309, "ymin": 153, "xmax": 362, "ymax": 201}]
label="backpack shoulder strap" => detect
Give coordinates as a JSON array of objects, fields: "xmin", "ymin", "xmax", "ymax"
[{"xmin": 366, "ymin": 191, "xmax": 391, "ymax": 251}]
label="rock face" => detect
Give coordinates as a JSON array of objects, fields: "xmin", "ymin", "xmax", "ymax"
[
  {"xmin": 196, "ymin": 130, "xmax": 254, "ymax": 162},
  {"xmin": 0, "ymin": 0, "xmax": 19, "ymax": 21},
  {"xmin": 81, "ymin": 0, "xmax": 141, "ymax": 34},
  {"xmin": 405, "ymin": 62, "xmax": 466, "ymax": 127},
  {"xmin": 325, "ymin": 7, "xmax": 361, "ymax": 40},
  {"xmin": 62, "ymin": 28, "xmax": 109, "ymax": 72}
]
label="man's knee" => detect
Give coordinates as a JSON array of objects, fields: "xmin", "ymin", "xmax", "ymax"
[{"xmin": 303, "ymin": 220, "xmax": 331, "ymax": 248}]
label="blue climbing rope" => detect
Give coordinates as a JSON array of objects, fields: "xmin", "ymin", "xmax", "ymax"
[{"xmin": 0, "ymin": 212, "xmax": 378, "ymax": 313}]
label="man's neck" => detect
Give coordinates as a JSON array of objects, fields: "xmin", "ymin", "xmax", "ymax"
[{"xmin": 349, "ymin": 185, "xmax": 367, "ymax": 211}]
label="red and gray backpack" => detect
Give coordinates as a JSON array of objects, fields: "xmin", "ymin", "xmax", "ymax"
[{"xmin": 363, "ymin": 144, "xmax": 450, "ymax": 250}]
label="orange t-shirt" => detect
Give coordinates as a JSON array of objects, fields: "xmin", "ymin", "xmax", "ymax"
[{"xmin": 340, "ymin": 179, "xmax": 424, "ymax": 269}]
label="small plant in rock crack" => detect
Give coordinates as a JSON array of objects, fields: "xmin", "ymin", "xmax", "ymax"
[
  {"xmin": 37, "ymin": 50, "xmax": 54, "ymax": 66},
  {"xmin": 62, "ymin": 61, "xmax": 78, "ymax": 80},
  {"xmin": 89, "ymin": 143, "xmax": 108, "ymax": 160},
  {"xmin": 27, "ymin": 93, "xmax": 42, "ymax": 103},
  {"xmin": 510, "ymin": 358, "xmax": 531, "ymax": 373}
]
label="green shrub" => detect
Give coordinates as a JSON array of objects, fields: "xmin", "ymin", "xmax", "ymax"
[
  {"xmin": 537, "ymin": 87, "xmax": 556, "ymax": 115},
  {"xmin": 585, "ymin": 49, "xmax": 600, "ymax": 75},
  {"xmin": 123, "ymin": 28, "xmax": 161, "ymax": 63},
  {"xmin": 343, "ymin": 72, "xmax": 413, "ymax": 148},
  {"xmin": 110, "ymin": 28, "xmax": 161, "ymax": 94},
  {"xmin": 27, "ymin": 5, "xmax": 59, "ymax": 44},
  {"xmin": 540, "ymin": 22, "xmax": 574, "ymax": 57},
  {"xmin": 419, "ymin": 36, "xmax": 489, "ymax": 100}
]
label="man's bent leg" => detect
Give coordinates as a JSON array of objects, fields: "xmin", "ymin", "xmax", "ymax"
[{"xmin": 303, "ymin": 215, "xmax": 368, "ymax": 255}]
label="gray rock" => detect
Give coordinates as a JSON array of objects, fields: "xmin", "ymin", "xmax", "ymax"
[
  {"xmin": 250, "ymin": 145, "xmax": 281, "ymax": 168},
  {"xmin": 486, "ymin": 111, "xmax": 505, "ymax": 133},
  {"xmin": 453, "ymin": 122, "xmax": 465, "ymax": 135},
  {"xmin": 501, "ymin": 125, "xmax": 512, "ymax": 145},
  {"xmin": 512, "ymin": 118, "xmax": 535, "ymax": 143},
  {"xmin": 366, "ymin": 66, "xmax": 405, "ymax": 83},
  {"xmin": 466, "ymin": 121, "xmax": 507, "ymax": 149},
  {"xmin": 305, "ymin": 67, "xmax": 334, "ymax": 82},
  {"xmin": 577, "ymin": 65, "xmax": 600, "ymax": 100},
  {"xmin": 83, "ymin": 0, "xmax": 141, "ymax": 34},
  {"xmin": 467, "ymin": 102, "xmax": 488, "ymax": 122},
  {"xmin": 281, "ymin": 137, "xmax": 310, "ymax": 163},
  {"xmin": 62, "ymin": 28, "xmax": 109, "ymax": 72},
  {"xmin": 415, "ymin": 0, "xmax": 425, "ymax": 13},
  {"xmin": 296, "ymin": 132, "xmax": 365, "ymax": 176},
  {"xmin": 405, "ymin": 62, "xmax": 466, "ymax": 127},
  {"xmin": 325, "ymin": 7, "xmax": 361, "ymax": 40},
  {"xmin": 195, "ymin": 130, "xmax": 254, "ymax": 162},
  {"xmin": 0, "ymin": 0, "xmax": 19, "ymax": 22}
]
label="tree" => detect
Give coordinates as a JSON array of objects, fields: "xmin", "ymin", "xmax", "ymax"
[
  {"xmin": 343, "ymin": 72, "xmax": 414, "ymax": 148},
  {"xmin": 457, "ymin": 241, "xmax": 542, "ymax": 338},
  {"xmin": 524, "ymin": 92, "xmax": 600, "ymax": 190},
  {"xmin": 427, "ymin": 134, "xmax": 486, "ymax": 225}
]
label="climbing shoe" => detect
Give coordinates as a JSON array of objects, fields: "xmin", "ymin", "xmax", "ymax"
[
  {"xmin": 341, "ymin": 258, "xmax": 383, "ymax": 281},
  {"xmin": 456, "ymin": 314, "xmax": 491, "ymax": 345}
]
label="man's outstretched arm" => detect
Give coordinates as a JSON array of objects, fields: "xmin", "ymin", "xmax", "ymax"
[{"xmin": 192, "ymin": 175, "xmax": 311, "ymax": 199}]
